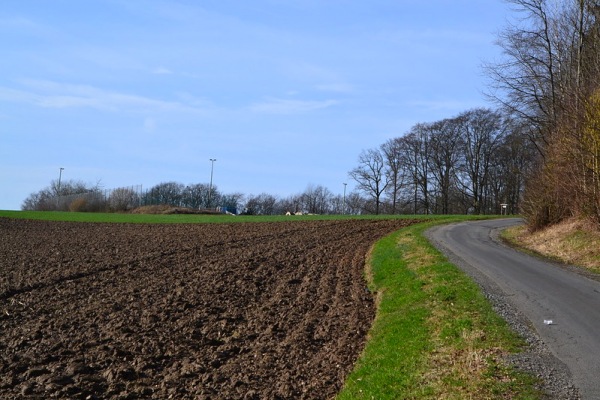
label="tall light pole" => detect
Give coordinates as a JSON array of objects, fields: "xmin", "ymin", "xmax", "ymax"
[
  {"xmin": 208, "ymin": 159, "xmax": 216, "ymax": 208},
  {"xmin": 343, "ymin": 182, "xmax": 347, "ymax": 215},
  {"xmin": 57, "ymin": 167, "xmax": 64, "ymax": 195}
]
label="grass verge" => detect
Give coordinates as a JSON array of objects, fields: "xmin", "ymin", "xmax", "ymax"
[{"xmin": 337, "ymin": 218, "xmax": 540, "ymax": 399}]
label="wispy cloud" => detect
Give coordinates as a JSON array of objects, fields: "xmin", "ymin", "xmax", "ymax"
[
  {"xmin": 248, "ymin": 97, "xmax": 338, "ymax": 114},
  {"xmin": 0, "ymin": 80, "xmax": 207, "ymax": 113}
]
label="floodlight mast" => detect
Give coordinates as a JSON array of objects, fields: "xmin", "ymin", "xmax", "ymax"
[
  {"xmin": 343, "ymin": 183, "xmax": 347, "ymax": 214},
  {"xmin": 58, "ymin": 167, "xmax": 64, "ymax": 194},
  {"xmin": 208, "ymin": 159, "xmax": 216, "ymax": 208}
]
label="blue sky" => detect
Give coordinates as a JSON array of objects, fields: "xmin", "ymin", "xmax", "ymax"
[{"xmin": 1, "ymin": 0, "xmax": 512, "ymax": 210}]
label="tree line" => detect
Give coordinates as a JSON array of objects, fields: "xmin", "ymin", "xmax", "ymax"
[
  {"xmin": 349, "ymin": 108, "xmax": 537, "ymax": 215},
  {"xmin": 21, "ymin": 180, "xmax": 242, "ymax": 213},
  {"xmin": 21, "ymin": 179, "xmax": 366, "ymax": 215}
]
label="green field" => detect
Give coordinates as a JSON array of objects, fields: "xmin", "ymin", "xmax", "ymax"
[{"xmin": 0, "ymin": 211, "xmax": 539, "ymax": 398}]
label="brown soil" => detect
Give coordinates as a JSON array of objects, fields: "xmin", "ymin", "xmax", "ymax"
[{"xmin": 0, "ymin": 218, "xmax": 415, "ymax": 399}]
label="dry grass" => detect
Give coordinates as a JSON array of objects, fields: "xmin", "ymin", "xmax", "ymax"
[
  {"xmin": 423, "ymin": 330, "xmax": 508, "ymax": 400},
  {"xmin": 505, "ymin": 217, "xmax": 600, "ymax": 273}
]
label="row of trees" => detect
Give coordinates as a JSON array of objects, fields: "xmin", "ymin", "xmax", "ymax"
[
  {"xmin": 22, "ymin": 180, "xmax": 240, "ymax": 213},
  {"xmin": 349, "ymin": 108, "xmax": 537, "ymax": 215},
  {"xmin": 142, "ymin": 182, "xmax": 240, "ymax": 211},
  {"xmin": 486, "ymin": 0, "xmax": 600, "ymax": 229},
  {"xmin": 139, "ymin": 182, "xmax": 364, "ymax": 214},
  {"xmin": 244, "ymin": 185, "xmax": 367, "ymax": 215},
  {"xmin": 21, "ymin": 179, "xmax": 370, "ymax": 215}
]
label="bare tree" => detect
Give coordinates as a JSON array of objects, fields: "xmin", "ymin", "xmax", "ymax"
[
  {"xmin": 300, "ymin": 184, "xmax": 333, "ymax": 214},
  {"xmin": 108, "ymin": 187, "xmax": 140, "ymax": 211},
  {"xmin": 428, "ymin": 117, "xmax": 464, "ymax": 214},
  {"xmin": 396, "ymin": 124, "xmax": 433, "ymax": 214},
  {"xmin": 484, "ymin": 0, "xmax": 563, "ymax": 156},
  {"xmin": 349, "ymin": 148, "xmax": 390, "ymax": 215},
  {"xmin": 181, "ymin": 183, "xmax": 211, "ymax": 209},
  {"xmin": 380, "ymin": 138, "xmax": 407, "ymax": 214},
  {"xmin": 344, "ymin": 191, "xmax": 368, "ymax": 215},
  {"xmin": 21, "ymin": 190, "xmax": 53, "ymax": 211},
  {"xmin": 243, "ymin": 193, "xmax": 279, "ymax": 215},
  {"xmin": 457, "ymin": 109, "xmax": 506, "ymax": 214},
  {"xmin": 489, "ymin": 121, "xmax": 538, "ymax": 214},
  {"xmin": 145, "ymin": 182, "xmax": 185, "ymax": 206}
]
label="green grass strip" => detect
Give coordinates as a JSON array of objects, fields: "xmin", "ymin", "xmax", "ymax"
[{"xmin": 337, "ymin": 218, "xmax": 540, "ymax": 399}]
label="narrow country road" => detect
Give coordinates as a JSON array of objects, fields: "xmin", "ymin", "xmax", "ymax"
[{"xmin": 427, "ymin": 218, "xmax": 600, "ymax": 399}]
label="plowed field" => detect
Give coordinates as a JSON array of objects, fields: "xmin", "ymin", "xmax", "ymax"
[{"xmin": 0, "ymin": 218, "xmax": 415, "ymax": 399}]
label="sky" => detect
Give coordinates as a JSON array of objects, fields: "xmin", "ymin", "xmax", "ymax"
[{"xmin": 0, "ymin": 0, "xmax": 513, "ymax": 210}]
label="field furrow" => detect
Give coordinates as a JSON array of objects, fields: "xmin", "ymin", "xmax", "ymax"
[{"xmin": 0, "ymin": 218, "xmax": 415, "ymax": 399}]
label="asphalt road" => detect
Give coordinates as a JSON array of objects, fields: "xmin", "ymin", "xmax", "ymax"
[{"xmin": 427, "ymin": 218, "xmax": 600, "ymax": 399}]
